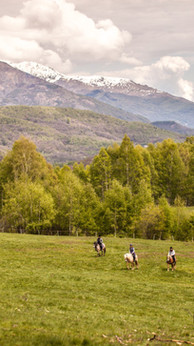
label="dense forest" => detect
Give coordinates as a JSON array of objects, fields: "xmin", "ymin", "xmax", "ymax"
[{"xmin": 0, "ymin": 135, "xmax": 193, "ymax": 241}]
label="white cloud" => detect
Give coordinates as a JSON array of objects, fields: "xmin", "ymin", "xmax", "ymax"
[
  {"xmin": 120, "ymin": 53, "xmax": 142, "ymax": 66},
  {"xmin": 0, "ymin": 0, "xmax": 135, "ymax": 71},
  {"xmin": 0, "ymin": 35, "xmax": 72, "ymax": 72},
  {"xmin": 98, "ymin": 56, "xmax": 194, "ymax": 101},
  {"xmin": 127, "ymin": 56, "xmax": 190, "ymax": 84},
  {"xmin": 178, "ymin": 78, "xmax": 194, "ymax": 101},
  {"xmin": 155, "ymin": 56, "xmax": 190, "ymax": 74}
]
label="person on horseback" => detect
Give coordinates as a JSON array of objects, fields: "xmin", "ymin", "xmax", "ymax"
[
  {"xmin": 129, "ymin": 244, "xmax": 136, "ymax": 262},
  {"xmin": 97, "ymin": 235, "xmax": 103, "ymax": 251},
  {"xmin": 169, "ymin": 246, "xmax": 176, "ymax": 264}
]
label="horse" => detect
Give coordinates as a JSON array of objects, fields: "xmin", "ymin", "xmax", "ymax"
[
  {"xmin": 124, "ymin": 253, "xmax": 138, "ymax": 270},
  {"xmin": 93, "ymin": 241, "xmax": 106, "ymax": 256},
  {"xmin": 166, "ymin": 254, "xmax": 176, "ymax": 271}
]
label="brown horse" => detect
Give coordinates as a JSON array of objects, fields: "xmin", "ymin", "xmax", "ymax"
[
  {"xmin": 124, "ymin": 253, "xmax": 138, "ymax": 270},
  {"xmin": 93, "ymin": 242, "xmax": 106, "ymax": 256},
  {"xmin": 166, "ymin": 254, "xmax": 176, "ymax": 271}
]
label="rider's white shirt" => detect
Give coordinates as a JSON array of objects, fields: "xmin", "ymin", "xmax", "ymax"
[{"xmin": 169, "ymin": 250, "xmax": 175, "ymax": 256}]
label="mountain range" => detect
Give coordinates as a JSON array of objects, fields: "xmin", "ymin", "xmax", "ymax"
[
  {"xmin": 0, "ymin": 60, "xmax": 193, "ymax": 163},
  {"xmin": 5, "ymin": 61, "xmax": 194, "ymax": 129},
  {"xmin": 0, "ymin": 62, "xmax": 146, "ymax": 123}
]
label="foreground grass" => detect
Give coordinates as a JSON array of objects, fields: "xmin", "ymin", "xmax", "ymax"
[{"xmin": 0, "ymin": 234, "xmax": 193, "ymax": 345}]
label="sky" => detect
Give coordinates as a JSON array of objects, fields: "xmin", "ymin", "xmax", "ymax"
[{"xmin": 0, "ymin": 0, "xmax": 194, "ymax": 100}]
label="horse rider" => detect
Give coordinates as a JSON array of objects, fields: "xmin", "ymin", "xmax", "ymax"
[
  {"xmin": 129, "ymin": 244, "xmax": 136, "ymax": 262},
  {"xmin": 169, "ymin": 246, "xmax": 176, "ymax": 265},
  {"xmin": 97, "ymin": 235, "xmax": 103, "ymax": 251}
]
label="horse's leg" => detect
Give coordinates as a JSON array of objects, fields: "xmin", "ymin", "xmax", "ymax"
[
  {"xmin": 126, "ymin": 260, "xmax": 129, "ymax": 270},
  {"xmin": 135, "ymin": 260, "xmax": 139, "ymax": 269},
  {"xmin": 167, "ymin": 263, "xmax": 169, "ymax": 271}
]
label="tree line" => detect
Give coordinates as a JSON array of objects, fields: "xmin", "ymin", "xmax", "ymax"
[{"xmin": 0, "ymin": 135, "xmax": 193, "ymax": 240}]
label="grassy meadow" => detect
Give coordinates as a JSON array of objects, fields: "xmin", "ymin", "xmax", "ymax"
[{"xmin": 0, "ymin": 234, "xmax": 193, "ymax": 345}]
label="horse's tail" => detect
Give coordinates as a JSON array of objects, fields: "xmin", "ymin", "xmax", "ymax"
[{"xmin": 104, "ymin": 247, "xmax": 106, "ymax": 255}]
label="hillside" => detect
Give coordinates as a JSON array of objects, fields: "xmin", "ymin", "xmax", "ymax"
[
  {"xmin": 86, "ymin": 90, "xmax": 194, "ymax": 128},
  {"xmin": 0, "ymin": 105, "xmax": 185, "ymax": 164},
  {"xmin": 0, "ymin": 62, "xmax": 147, "ymax": 123},
  {"xmin": 152, "ymin": 121, "xmax": 194, "ymax": 135},
  {"xmin": 6, "ymin": 61, "xmax": 194, "ymax": 128}
]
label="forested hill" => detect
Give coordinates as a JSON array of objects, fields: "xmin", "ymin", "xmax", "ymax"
[{"xmin": 0, "ymin": 105, "xmax": 185, "ymax": 164}]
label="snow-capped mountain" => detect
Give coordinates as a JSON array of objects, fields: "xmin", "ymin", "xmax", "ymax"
[
  {"xmin": 6, "ymin": 61, "xmax": 61, "ymax": 83},
  {"xmin": 6, "ymin": 61, "xmax": 161, "ymax": 97},
  {"xmin": 0, "ymin": 61, "xmax": 145, "ymax": 123},
  {"xmin": 2, "ymin": 61, "xmax": 194, "ymax": 128}
]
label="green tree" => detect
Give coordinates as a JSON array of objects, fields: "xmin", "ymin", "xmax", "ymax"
[
  {"xmin": 113, "ymin": 135, "xmax": 145, "ymax": 192},
  {"xmin": 179, "ymin": 138, "xmax": 194, "ymax": 205},
  {"xmin": 78, "ymin": 183, "xmax": 101, "ymax": 235},
  {"xmin": 90, "ymin": 147, "xmax": 112, "ymax": 198},
  {"xmin": 102, "ymin": 180, "xmax": 129, "ymax": 236},
  {"xmin": 158, "ymin": 195, "xmax": 174, "ymax": 239},
  {"xmin": 153, "ymin": 139, "xmax": 185, "ymax": 203},
  {"xmin": 133, "ymin": 180, "xmax": 153, "ymax": 217},
  {"xmin": 0, "ymin": 137, "xmax": 57, "ymax": 211},
  {"xmin": 2, "ymin": 178, "xmax": 55, "ymax": 233},
  {"xmin": 52, "ymin": 169, "xmax": 84, "ymax": 234},
  {"xmin": 135, "ymin": 205, "xmax": 164, "ymax": 239},
  {"xmin": 73, "ymin": 162, "xmax": 90, "ymax": 184}
]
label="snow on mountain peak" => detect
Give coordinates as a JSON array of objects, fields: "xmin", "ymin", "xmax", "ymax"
[
  {"xmin": 4, "ymin": 61, "xmax": 161, "ymax": 96},
  {"xmin": 6, "ymin": 61, "xmax": 62, "ymax": 83},
  {"xmin": 64, "ymin": 75, "xmax": 133, "ymax": 87}
]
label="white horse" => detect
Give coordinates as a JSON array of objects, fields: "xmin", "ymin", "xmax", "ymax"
[
  {"xmin": 124, "ymin": 253, "xmax": 138, "ymax": 270},
  {"xmin": 93, "ymin": 242, "xmax": 106, "ymax": 256},
  {"xmin": 166, "ymin": 254, "xmax": 176, "ymax": 271}
]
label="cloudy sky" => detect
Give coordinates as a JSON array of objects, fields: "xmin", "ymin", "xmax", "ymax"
[{"xmin": 0, "ymin": 0, "xmax": 194, "ymax": 100}]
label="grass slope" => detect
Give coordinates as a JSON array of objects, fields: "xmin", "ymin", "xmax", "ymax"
[
  {"xmin": 0, "ymin": 234, "xmax": 193, "ymax": 345},
  {"xmin": 0, "ymin": 106, "xmax": 185, "ymax": 164}
]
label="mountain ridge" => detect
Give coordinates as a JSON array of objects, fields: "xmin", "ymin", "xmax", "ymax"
[
  {"xmin": 0, "ymin": 61, "xmax": 146, "ymax": 123},
  {"xmin": 5, "ymin": 60, "xmax": 194, "ymax": 128}
]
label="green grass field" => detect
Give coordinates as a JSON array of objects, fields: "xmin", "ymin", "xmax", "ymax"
[{"xmin": 0, "ymin": 234, "xmax": 193, "ymax": 345}]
